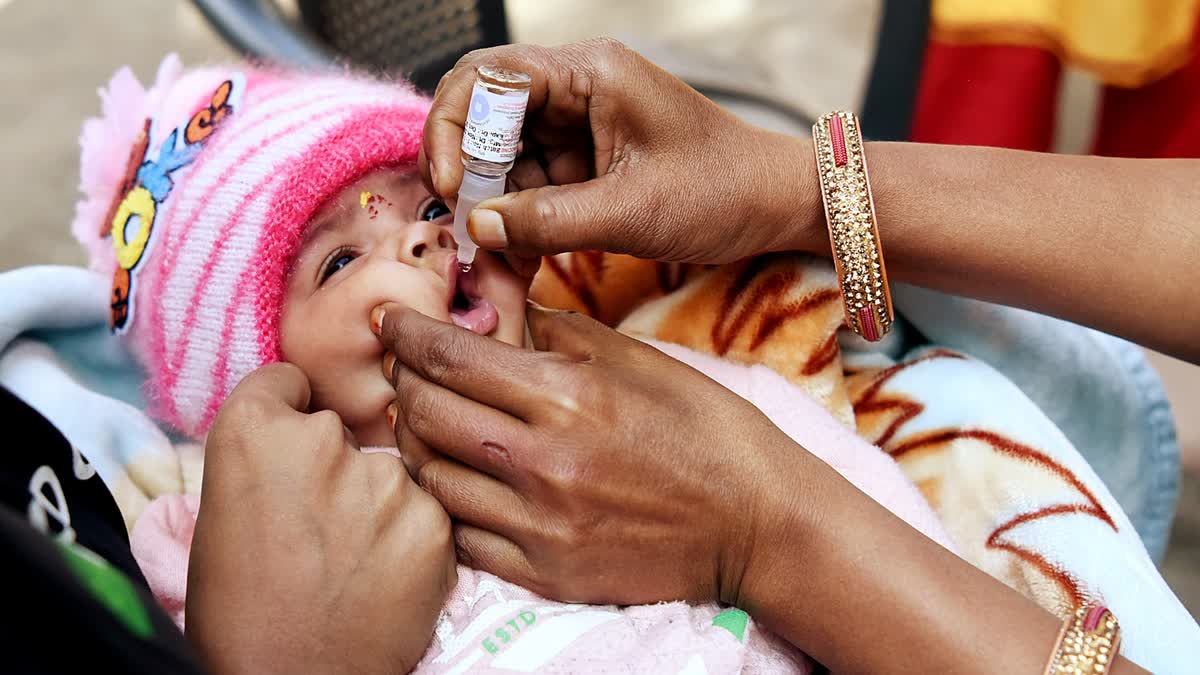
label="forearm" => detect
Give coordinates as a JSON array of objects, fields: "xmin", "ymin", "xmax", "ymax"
[
  {"xmin": 762, "ymin": 131, "xmax": 1200, "ymax": 362},
  {"xmin": 737, "ymin": 452, "xmax": 1147, "ymax": 674}
]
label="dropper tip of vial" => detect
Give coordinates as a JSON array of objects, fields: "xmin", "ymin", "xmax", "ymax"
[{"xmin": 456, "ymin": 243, "xmax": 477, "ymax": 273}]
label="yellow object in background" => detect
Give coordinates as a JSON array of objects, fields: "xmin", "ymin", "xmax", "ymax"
[{"xmin": 932, "ymin": 0, "xmax": 1200, "ymax": 87}]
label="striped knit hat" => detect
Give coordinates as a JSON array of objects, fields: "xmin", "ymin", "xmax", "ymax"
[{"xmin": 72, "ymin": 55, "xmax": 430, "ymax": 438}]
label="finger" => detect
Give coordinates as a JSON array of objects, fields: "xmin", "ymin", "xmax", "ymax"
[
  {"xmin": 422, "ymin": 47, "xmax": 552, "ymax": 199},
  {"xmin": 506, "ymin": 156, "xmax": 549, "ymax": 192},
  {"xmin": 417, "ymin": 457, "xmax": 530, "ymax": 538},
  {"xmin": 504, "ymin": 252, "xmax": 542, "ymax": 281},
  {"xmin": 305, "ymin": 409, "xmax": 362, "ymax": 458},
  {"xmin": 225, "ymin": 362, "xmax": 313, "ymax": 415},
  {"xmin": 203, "ymin": 364, "xmax": 318, "ymax": 487},
  {"xmin": 375, "ymin": 305, "xmax": 548, "ymax": 418},
  {"xmin": 453, "ymin": 523, "xmax": 537, "ymax": 588},
  {"xmin": 417, "ymin": 144, "xmax": 435, "ymax": 199},
  {"xmin": 541, "ymin": 145, "xmax": 594, "ymax": 186},
  {"xmin": 467, "ymin": 175, "xmax": 653, "ymax": 258},
  {"xmin": 493, "ymin": 158, "xmax": 546, "ymax": 282},
  {"xmin": 390, "ymin": 361, "xmax": 531, "ymax": 482},
  {"xmin": 423, "ymin": 43, "xmax": 600, "ymax": 199},
  {"xmin": 421, "ymin": 81, "xmax": 470, "ymax": 199},
  {"xmin": 525, "ymin": 302, "xmax": 622, "ymax": 359},
  {"xmin": 391, "ymin": 416, "xmax": 437, "ymax": 478}
]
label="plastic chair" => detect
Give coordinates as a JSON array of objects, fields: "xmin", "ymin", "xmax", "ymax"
[
  {"xmin": 190, "ymin": 0, "xmax": 509, "ymax": 93},
  {"xmin": 190, "ymin": 0, "xmax": 931, "ymax": 134},
  {"xmin": 189, "ymin": 0, "xmax": 333, "ymax": 69}
]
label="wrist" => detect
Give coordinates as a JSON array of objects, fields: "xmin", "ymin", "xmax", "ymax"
[
  {"xmin": 751, "ymin": 128, "xmax": 827, "ymax": 256},
  {"xmin": 718, "ymin": 438, "xmax": 832, "ymax": 611}
]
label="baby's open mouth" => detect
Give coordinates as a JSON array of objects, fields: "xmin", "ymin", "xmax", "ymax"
[{"xmin": 448, "ymin": 265, "xmax": 499, "ymax": 336}]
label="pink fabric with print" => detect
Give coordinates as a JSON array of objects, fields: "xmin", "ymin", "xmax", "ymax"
[{"xmin": 132, "ymin": 340, "xmax": 956, "ymax": 673}]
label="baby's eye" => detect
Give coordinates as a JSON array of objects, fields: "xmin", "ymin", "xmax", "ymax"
[
  {"xmin": 319, "ymin": 248, "xmax": 357, "ymax": 285},
  {"xmin": 419, "ymin": 198, "xmax": 451, "ymax": 221}
]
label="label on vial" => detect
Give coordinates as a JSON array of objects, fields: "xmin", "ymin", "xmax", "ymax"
[{"xmin": 461, "ymin": 81, "xmax": 529, "ymax": 163}]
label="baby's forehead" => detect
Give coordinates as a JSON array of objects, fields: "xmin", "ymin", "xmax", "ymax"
[
  {"xmin": 333, "ymin": 167, "xmax": 425, "ymax": 212},
  {"xmin": 305, "ymin": 167, "xmax": 425, "ymax": 229}
]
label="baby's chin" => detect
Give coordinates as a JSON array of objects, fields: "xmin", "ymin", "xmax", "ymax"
[{"xmin": 356, "ymin": 417, "xmax": 400, "ymax": 448}]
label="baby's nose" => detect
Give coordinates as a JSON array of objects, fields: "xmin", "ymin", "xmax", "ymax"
[{"xmin": 395, "ymin": 220, "xmax": 455, "ymax": 264}]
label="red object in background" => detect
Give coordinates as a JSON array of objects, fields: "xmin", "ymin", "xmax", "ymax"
[
  {"xmin": 1093, "ymin": 18, "xmax": 1200, "ymax": 158},
  {"xmin": 911, "ymin": 43, "xmax": 1062, "ymax": 152},
  {"xmin": 910, "ymin": 16, "xmax": 1200, "ymax": 159}
]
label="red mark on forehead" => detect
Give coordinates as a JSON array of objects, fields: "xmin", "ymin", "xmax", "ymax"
[{"xmin": 360, "ymin": 192, "xmax": 392, "ymax": 220}]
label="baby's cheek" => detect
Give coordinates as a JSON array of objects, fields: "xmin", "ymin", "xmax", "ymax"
[
  {"xmin": 309, "ymin": 366, "xmax": 397, "ymax": 444},
  {"xmin": 355, "ymin": 263, "xmax": 451, "ymax": 323},
  {"xmin": 280, "ymin": 305, "xmax": 377, "ymax": 413}
]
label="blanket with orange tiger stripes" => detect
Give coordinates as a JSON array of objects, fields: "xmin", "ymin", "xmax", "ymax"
[{"xmin": 529, "ymin": 251, "xmax": 1198, "ymax": 674}]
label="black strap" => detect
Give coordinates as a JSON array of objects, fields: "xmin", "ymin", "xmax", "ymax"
[
  {"xmin": 0, "ymin": 387, "xmax": 146, "ymax": 584},
  {"xmin": 0, "ymin": 388, "xmax": 205, "ymax": 673},
  {"xmin": 859, "ymin": 0, "xmax": 933, "ymax": 141}
]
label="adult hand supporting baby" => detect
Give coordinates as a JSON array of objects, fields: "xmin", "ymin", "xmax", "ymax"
[
  {"xmin": 377, "ymin": 305, "xmax": 1153, "ymax": 675},
  {"xmin": 186, "ymin": 364, "xmax": 456, "ymax": 675},
  {"xmin": 377, "ymin": 302, "xmax": 825, "ymax": 608}
]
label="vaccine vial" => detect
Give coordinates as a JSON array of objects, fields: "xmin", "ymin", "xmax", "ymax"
[{"xmin": 454, "ymin": 65, "xmax": 532, "ymax": 271}]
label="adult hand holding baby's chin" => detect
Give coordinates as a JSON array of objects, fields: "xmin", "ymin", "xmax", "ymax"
[
  {"xmin": 421, "ymin": 39, "xmax": 824, "ymax": 266},
  {"xmin": 378, "ymin": 303, "xmax": 832, "ymax": 609},
  {"xmin": 186, "ymin": 364, "xmax": 456, "ymax": 675}
]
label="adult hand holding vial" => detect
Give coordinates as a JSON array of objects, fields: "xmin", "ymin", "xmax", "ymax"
[{"xmin": 420, "ymin": 39, "xmax": 806, "ymax": 269}]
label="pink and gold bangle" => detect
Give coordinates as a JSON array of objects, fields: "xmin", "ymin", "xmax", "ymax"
[
  {"xmin": 811, "ymin": 111, "xmax": 894, "ymax": 342},
  {"xmin": 1044, "ymin": 605, "xmax": 1122, "ymax": 675}
]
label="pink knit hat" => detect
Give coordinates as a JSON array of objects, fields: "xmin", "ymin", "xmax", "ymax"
[{"xmin": 72, "ymin": 55, "xmax": 430, "ymax": 438}]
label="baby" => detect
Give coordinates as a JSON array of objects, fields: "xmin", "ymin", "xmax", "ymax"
[
  {"xmin": 278, "ymin": 168, "xmax": 530, "ymax": 447},
  {"xmin": 74, "ymin": 57, "xmax": 954, "ymax": 673},
  {"xmin": 73, "ymin": 56, "xmax": 529, "ymax": 447}
]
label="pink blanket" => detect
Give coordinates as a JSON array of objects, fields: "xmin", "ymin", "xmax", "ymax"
[{"xmin": 132, "ymin": 339, "xmax": 955, "ymax": 673}]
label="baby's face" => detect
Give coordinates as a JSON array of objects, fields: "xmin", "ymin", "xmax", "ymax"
[{"xmin": 280, "ymin": 170, "xmax": 529, "ymax": 446}]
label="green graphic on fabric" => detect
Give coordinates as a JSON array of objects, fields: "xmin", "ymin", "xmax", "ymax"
[
  {"xmin": 58, "ymin": 541, "xmax": 154, "ymax": 638},
  {"xmin": 712, "ymin": 608, "xmax": 748, "ymax": 642},
  {"xmin": 482, "ymin": 610, "xmax": 537, "ymax": 654}
]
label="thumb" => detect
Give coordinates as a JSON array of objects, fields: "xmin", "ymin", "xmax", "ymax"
[
  {"xmin": 467, "ymin": 175, "xmax": 646, "ymax": 258},
  {"xmin": 525, "ymin": 301, "xmax": 626, "ymax": 358},
  {"xmin": 229, "ymin": 362, "xmax": 313, "ymax": 415}
]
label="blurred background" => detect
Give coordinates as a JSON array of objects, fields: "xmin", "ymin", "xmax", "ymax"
[{"xmin": 0, "ymin": 0, "xmax": 1195, "ymax": 617}]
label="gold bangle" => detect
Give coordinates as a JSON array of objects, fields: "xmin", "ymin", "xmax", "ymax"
[
  {"xmin": 811, "ymin": 111, "xmax": 894, "ymax": 342},
  {"xmin": 1044, "ymin": 606, "xmax": 1122, "ymax": 675}
]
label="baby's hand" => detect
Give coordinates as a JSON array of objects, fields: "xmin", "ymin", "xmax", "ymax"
[{"xmin": 186, "ymin": 363, "xmax": 456, "ymax": 674}]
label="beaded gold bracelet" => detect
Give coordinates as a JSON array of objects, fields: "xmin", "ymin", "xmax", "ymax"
[
  {"xmin": 1044, "ymin": 605, "xmax": 1122, "ymax": 675},
  {"xmin": 811, "ymin": 111, "xmax": 894, "ymax": 342}
]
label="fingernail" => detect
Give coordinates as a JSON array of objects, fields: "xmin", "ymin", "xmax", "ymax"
[
  {"xmin": 526, "ymin": 298, "xmax": 549, "ymax": 311},
  {"xmin": 386, "ymin": 402, "xmax": 398, "ymax": 430},
  {"xmin": 382, "ymin": 351, "xmax": 396, "ymax": 380},
  {"xmin": 370, "ymin": 305, "xmax": 386, "ymax": 335},
  {"xmin": 468, "ymin": 209, "xmax": 507, "ymax": 249}
]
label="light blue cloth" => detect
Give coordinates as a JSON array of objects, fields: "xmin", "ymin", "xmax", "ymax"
[
  {"xmin": 0, "ymin": 266, "xmax": 184, "ymax": 502},
  {"xmin": 889, "ymin": 284, "xmax": 1180, "ymax": 562}
]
